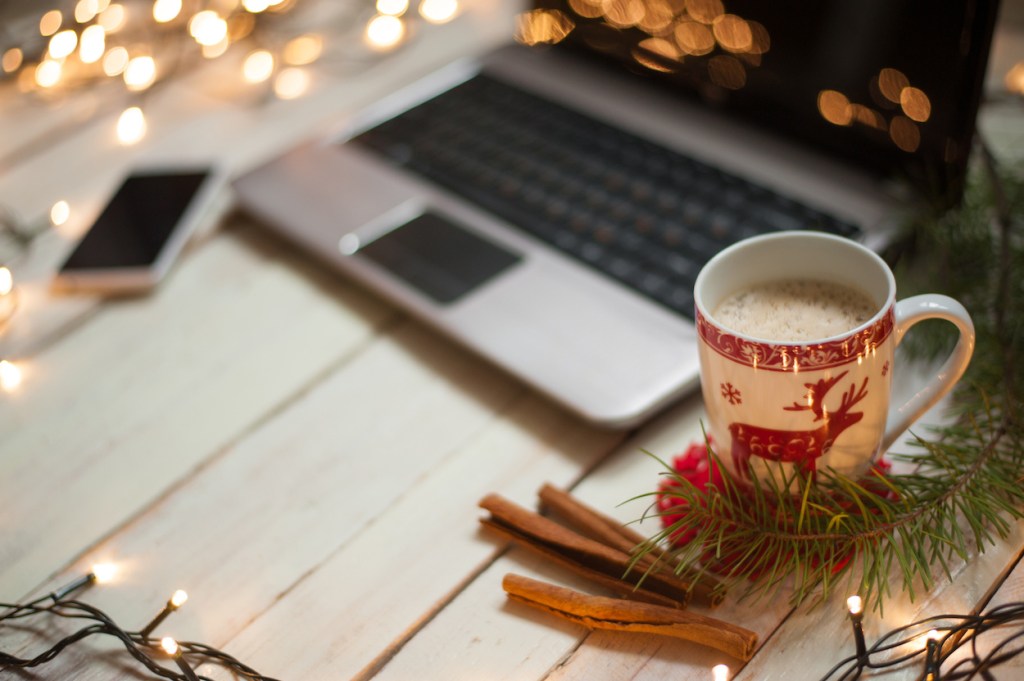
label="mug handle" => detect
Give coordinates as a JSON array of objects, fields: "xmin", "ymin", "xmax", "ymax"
[{"xmin": 881, "ymin": 294, "xmax": 976, "ymax": 452}]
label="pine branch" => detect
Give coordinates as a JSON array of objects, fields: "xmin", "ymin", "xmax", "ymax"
[{"xmin": 633, "ymin": 156, "xmax": 1024, "ymax": 611}]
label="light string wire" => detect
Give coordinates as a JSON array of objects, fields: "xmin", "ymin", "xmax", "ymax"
[
  {"xmin": 820, "ymin": 602, "xmax": 1024, "ymax": 681},
  {"xmin": 0, "ymin": 577, "xmax": 281, "ymax": 681}
]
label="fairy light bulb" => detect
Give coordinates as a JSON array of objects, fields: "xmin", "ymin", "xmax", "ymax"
[
  {"xmin": 242, "ymin": 0, "xmax": 271, "ymax": 12},
  {"xmin": 97, "ymin": 3, "xmax": 126, "ymax": 32},
  {"xmin": 170, "ymin": 590, "xmax": 188, "ymax": 608},
  {"xmin": 418, "ymin": 0, "xmax": 458, "ymax": 24},
  {"xmin": 102, "ymin": 46, "xmax": 129, "ymax": 76},
  {"xmin": 35, "ymin": 60, "xmax": 62, "ymax": 88},
  {"xmin": 377, "ymin": 0, "xmax": 409, "ymax": 16},
  {"xmin": 847, "ymin": 595, "xmax": 862, "ymax": 616},
  {"xmin": 48, "ymin": 30, "xmax": 79, "ymax": 60},
  {"xmin": 242, "ymin": 49, "xmax": 274, "ymax": 82},
  {"xmin": 76, "ymin": 0, "xmax": 101, "ymax": 24},
  {"xmin": 116, "ymin": 106, "xmax": 146, "ymax": 144},
  {"xmin": 712, "ymin": 664, "xmax": 729, "ymax": 681},
  {"xmin": 123, "ymin": 55, "xmax": 156, "ymax": 90},
  {"xmin": 153, "ymin": 0, "xmax": 182, "ymax": 23},
  {"xmin": 0, "ymin": 360, "xmax": 23, "ymax": 392},
  {"xmin": 50, "ymin": 200, "xmax": 71, "ymax": 227},
  {"xmin": 91, "ymin": 562, "xmax": 118, "ymax": 583},
  {"xmin": 273, "ymin": 67, "xmax": 309, "ymax": 99},
  {"xmin": 189, "ymin": 11, "xmax": 228, "ymax": 46},
  {"xmin": 0, "ymin": 268, "xmax": 12, "ymax": 297},
  {"xmin": 282, "ymin": 34, "xmax": 322, "ymax": 66},
  {"xmin": 161, "ymin": 637, "xmax": 179, "ymax": 655},
  {"xmin": 2, "ymin": 48, "xmax": 23, "ymax": 73},
  {"xmin": 365, "ymin": 15, "xmax": 405, "ymax": 50},
  {"xmin": 40, "ymin": 10, "xmax": 63, "ymax": 36},
  {"xmin": 79, "ymin": 25, "xmax": 106, "ymax": 64}
]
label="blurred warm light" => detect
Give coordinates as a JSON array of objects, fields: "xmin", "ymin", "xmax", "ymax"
[
  {"xmin": 377, "ymin": 0, "xmax": 409, "ymax": 16},
  {"xmin": 712, "ymin": 663, "xmax": 729, "ymax": 681},
  {"xmin": 675, "ymin": 21, "xmax": 714, "ymax": 56},
  {"xmin": 0, "ymin": 268, "xmax": 12, "ymax": 297},
  {"xmin": 79, "ymin": 25, "xmax": 106, "ymax": 63},
  {"xmin": 851, "ymin": 104, "xmax": 885, "ymax": 130},
  {"xmin": 153, "ymin": 0, "xmax": 183, "ymax": 23},
  {"xmin": 124, "ymin": 55, "xmax": 156, "ymax": 90},
  {"xmin": 747, "ymin": 20, "xmax": 770, "ymax": 54},
  {"xmin": 818, "ymin": 89, "xmax": 853, "ymax": 126},
  {"xmin": 17, "ymin": 68, "xmax": 36, "ymax": 93},
  {"xmin": 202, "ymin": 36, "xmax": 230, "ymax": 58},
  {"xmin": 899, "ymin": 86, "xmax": 930, "ymax": 122},
  {"xmin": 117, "ymin": 106, "xmax": 147, "ymax": 144},
  {"xmin": 161, "ymin": 637, "xmax": 180, "ymax": 656},
  {"xmin": 418, "ymin": 0, "xmax": 458, "ymax": 24},
  {"xmin": 567, "ymin": 0, "xmax": 602, "ymax": 19},
  {"xmin": 170, "ymin": 589, "xmax": 189, "ymax": 607},
  {"xmin": 1006, "ymin": 62, "xmax": 1024, "ymax": 95},
  {"xmin": 50, "ymin": 200, "xmax": 71, "ymax": 226},
  {"xmin": 40, "ymin": 10, "xmax": 63, "ymax": 37},
  {"xmin": 283, "ymin": 34, "xmax": 322, "ymax": 65},
  {"xmin": 365, "ymin": 14, "xmax": 405, "ymax": 50},
  {"xmin": 638, "ymin": 37, "xmax": 679, "ymax": 61},
  {"xmin": 602, "ymin": 0, "xmax": 644, "ymax": 28},
  {"xmin": 2, "ymin": 48, "xmax": 23, "ymax": 74},
  {"xmin": 190, "ymin": 11, "xmax": 228, "ymax": 46},
  {"xmin": 712, "ymin": 14, "xmax": 751, "ymax": 52},
  {"xmin": 91, "ymin": 562, "xmax": 118, "ymax": 583},
  {"xmin": 49, "ymin": 30, "xmax": 79, "ymax": 60},
  {"xmin": 889, "ymin": 115, "xmax": 920, "ymax": 152},
  {"xmin": 0, "ymin": 360, "xmax": 23, "ymax": 392},
  {"xmin": 685, "ymin": 0, "xmax": 723, "ymax": 24},
  {"xmin": 637, "ymin": 0, "xmax": 671, "ymax": 33},
  {"xmin": 242, "ymin": 49, "xmax": 274, "ymax": 82},
  {"xmin": 102, "ymin": 46, "xmax": 129, "ymax": 75},
  {"xmin": 242, "ymin": 0, "xmax": 271, "ymax": 12},
  {"xmin": 98, "ymin": 3, "xmax": 127, "ymax": 32},
  {"xmin": 708, "ymin": 54, "xmax": 745, "ymax": 89},
  {"xmin": 515, "ymin": 9, "xmax": 574, "ymax": 46},
  {"xmin": 35, "ymin": 60, "xmax": 63, "ymax": 88},
  {"xmin": 273, "ymin": 67, "xmax": 309, "ymax": 98},
  {"xmin": 76, "ymin": 0, "xmax": 101, "ymax": 24},
  {"xmin": 878, "ymin": 67, "xmax": 909, "ymax": 104},
  {"xmin": 846, "ymin": 595, "xmax": 863, "ymax": 616}
]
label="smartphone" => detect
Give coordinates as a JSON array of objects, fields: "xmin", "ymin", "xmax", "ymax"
[{"xmin": 52, "ymin": 167, "xmax": 224, "ymax": 294}]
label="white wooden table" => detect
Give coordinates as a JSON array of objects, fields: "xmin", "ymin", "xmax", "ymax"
[{"xmin": 2, "ymin": 3, "xmax": 1022, "ymax": 679}]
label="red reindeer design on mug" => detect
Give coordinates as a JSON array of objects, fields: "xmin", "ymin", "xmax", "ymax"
[{"xmin": 728, "ymin": 370, "xmax": 868, "ymax": 478}]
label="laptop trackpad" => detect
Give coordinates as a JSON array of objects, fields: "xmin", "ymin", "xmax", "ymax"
[{"xmin": 359, "ymin": 212, "xmax": 522, "ymax": 304}]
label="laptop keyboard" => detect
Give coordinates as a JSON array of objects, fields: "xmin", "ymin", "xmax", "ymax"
[{"xmin": 352, "ymin": 74, "xmax": 860, "ymax": 318}]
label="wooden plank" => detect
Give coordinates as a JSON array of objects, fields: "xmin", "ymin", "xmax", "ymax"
[
  {"xmin": 193, "ymin": 392, "xmax": 622, "ymax": 680},
  {"xmin": 4, "ymin": 320, "xmax": 619, "ymax": 679},
  {"xmin": 0, "ymin": 220, "xmax": 395, "ymax": 601}
]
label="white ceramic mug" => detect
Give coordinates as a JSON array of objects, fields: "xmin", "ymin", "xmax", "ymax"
[{"xmin": 693, "ymin": 231, "xmax": 975, "ymax": 482}]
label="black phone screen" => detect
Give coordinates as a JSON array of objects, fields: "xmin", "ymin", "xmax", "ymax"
[{"xmin": 59, "ymin": 171, "xmax": 209, "ymax": 271}]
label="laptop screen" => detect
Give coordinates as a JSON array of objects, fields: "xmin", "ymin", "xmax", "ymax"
[{"xmin": 523, "ymin": 0, "xmax": 1000, "ymax": 208}]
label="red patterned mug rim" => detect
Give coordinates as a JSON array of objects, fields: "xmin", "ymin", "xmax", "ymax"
[{"xmin": 696, "ymin": 306, "xmax": 895, "ymax": 372}]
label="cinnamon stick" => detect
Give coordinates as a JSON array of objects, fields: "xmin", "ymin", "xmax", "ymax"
[
  {"xmin": 480, "ymin": 494, "xmax": 712, "ymax": 608},
  {"xmin": 502, "ymin": 573, "xmax": 758, "ymax": 661},
  {"xmin": 537, "ymin": 483, "xmax": 722, "ymax": 603}
]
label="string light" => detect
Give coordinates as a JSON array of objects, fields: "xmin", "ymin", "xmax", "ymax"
[
  {"xmin": 153, "ymin": 0, "xmax": 183, "ymax": 23},
  {"xmin": 712, "ymin": 663, "xmax": 729, "ymax": 681},
  {"xmin": 272, "ymin": 67, "xmax": 310, "ymax": 99},
  {"xmin": 123, "ymin": 55, "xmax": 157, "ymax": 91},
  {"xmin": 139, "ymin": 589, "xmax": 188, "ymax": 638},
  {"xmin": 418, "ymin": 0, "xmax": 458, "ymax": 23},
  {"xmin": 0, "ymin": 564, "xmax": 281, "ymax": 680},
  {"xmin": 242, "ymin": 49, "xmax": 275, "ymax": 83},
  {"xmin": 102, "ymin": 45, "xmax": 129, "ymax": 76},
  {"xmin": 116, "ymin": 106, "xmax": 147, "ymax": 144},
  {"xmin": 39, "ymin": 10, "xmax": 63, "ymax": 37},
  {"xmin": 846, "ymin": 595, "xmax": 867, "ymax": 663},
  {"xmin": 34, "ymin": 60, "xmax": 62, "ymax": 88},
  {"xmin": 50, "ymin": 200, "xmax": 71, "ymax": 227},
  {"xmin": 161, "ymin": 637, "xmax": 201, "ymax": 681},
  {"xmin": 0, "ymin": 360, "xmax": 22, "ymax": 392},
  {"xmin": 377, "ymin": 0, "xmax": 409, "ymax": 16},
  {"xmin": 48, "ymin": 30, "xmax": 79, "ymax": 60},
  {"xmin": 365, "ymin": 14, "xmax": 406, "ymax": 51},
  {"xmin": 79, "ymin": 25, "xmax": 107, "ymax": 64},
  {"xmin": 924, "ymin": 629, "xmax": 942, "ymax": 681}
]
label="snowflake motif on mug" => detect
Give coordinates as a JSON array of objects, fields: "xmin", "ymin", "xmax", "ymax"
[
  {"xmin": 882, "ymin": 360, "xmax": 890, "ymax": 377},
  {"xmin": 721, "ymin": 382, "xmax": 742, "ymax": 405}
]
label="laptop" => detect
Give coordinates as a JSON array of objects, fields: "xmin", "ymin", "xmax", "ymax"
[{"xmin": 233, "ymin": 0, "xmax": 999, "ymax": 428}]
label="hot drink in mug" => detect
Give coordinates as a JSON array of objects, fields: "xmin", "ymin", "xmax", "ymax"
[{"xmin": 693, "ymin": 231, "xmax": 975, "ymax": 483}]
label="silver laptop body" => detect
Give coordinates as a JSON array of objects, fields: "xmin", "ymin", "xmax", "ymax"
[{"xmin": 232, "ymin": 4, "xmax": 996, "ymax": 427}]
